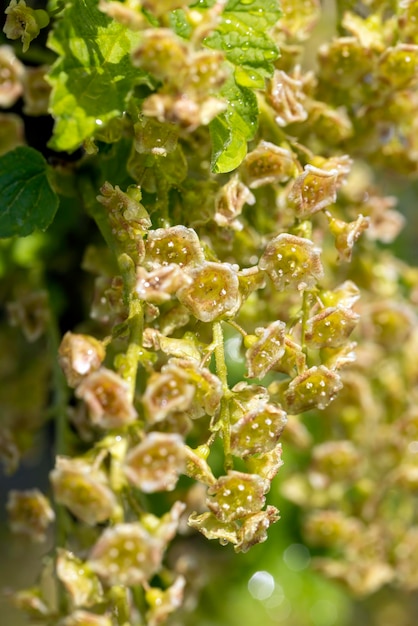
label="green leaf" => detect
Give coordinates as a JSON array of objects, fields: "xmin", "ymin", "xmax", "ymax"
[
  {"xmin": 47, "ymin": 0, "xmax": 146, "ymax": 152},
  {"xmin": 204, "ymin": 0, "xmax": 280, "ymax": 80},
  {"xmin": 210, "ymin": 115, "xmax": 247, "ymax": 174},
  {"xmin": 169, "ymin": 9, "xmax": 192, "ymax": 39},
  {"xmin": 209, "ymin": 78, "xmax": 257, "ymax": 173},
  {"xmin": 204, "ymin": 0, "xmax": 280, "ymax": 172},
  {"xmin": 0, "ymin": 147, "xmax": 59, "ymax": 238}
]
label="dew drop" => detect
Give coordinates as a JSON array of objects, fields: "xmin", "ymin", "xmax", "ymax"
[{"xmin": 248, "ymin": 570, "xmax": 275, "ymax": 600}]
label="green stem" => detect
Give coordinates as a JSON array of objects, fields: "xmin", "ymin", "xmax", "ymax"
[
  {"xmin": 46, "ymin": 299, "xmax": 70, "ymax": 614},
  {"xmin": 117, "ymin": 253, "xmax": 144, "ymax": 402},
  {"xmin": 124, "ymin": 298, "xmax": 144, "ymax": 401},
  {"xmin": 47, "ymin": 307, "xmax": 69, "ymax": 548},
  {"xmin": 213, "ymin": 321, "xmax": 233, "ymax": 471},
  {"xmin": 300, "ymin": 290, "xmax": 311, "ymax": 358}
]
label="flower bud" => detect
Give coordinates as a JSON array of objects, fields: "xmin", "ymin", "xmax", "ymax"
[
  {"xmin": 328, "ymin": 214, "xmax": 369, "ymax": 262},
  {"xmin": 59, "ymin": 332, "xmax": 105, "ymax": 388},
  {"xmin": 214, "ymin": 175, "xmax": 255, "ymax": 229}
]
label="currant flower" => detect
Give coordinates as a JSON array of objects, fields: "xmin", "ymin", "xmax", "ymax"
[
  {"xmin": 267, "ymin": 69, "xmax": 308, "ymax": 127},
  {"xmin": 99, "ymin": 0, "xmax": 145, "ymax": 31},
  {"xmin": 143, "ymin": 0, "xmax": 193, "ymax": 15},
  {"xmin": 284, "ymin": 365, "xmax": 343, "ymax": 413},
  {"xmin": 206, "ymin": 471, "xmax": 270, "ymax": 523},
  {"xmin": 50, "ymin": 457, "xmax": 118, "ymax": 525},
  {"xmin": 259, "ymin": 233, "xmax": 323, "ymax": 292},
  {"xmin": 328, "ymin": 213, "xmax": 370, "ymax": 262},
  {"xmin": 230, "ymin": 404, "xmax": 287, "ymax": 458},
  {"xmin": 88, "ymin": 522, "xmax": 164, "ymax": 586},
  {"xmin": 3, "ymin": 0, "xmax": 49, "ymax": 53},
  {"xmin": 288, "ymin": 164, "xmax": 342, "ymax": 217},
  {"xmin": 245, "ymin": 320, "xmax": 286, "ymax": 379},
  {"xmin": 135, "ymin": 264, "xmax": 191, "ymax": 304},
  {"xmin": 246, "ymin": 444, "xmax": 284, "ymax": 481},
  {"xmin": 177, "ymin": 262, "xmax": 241, "ymax": 322},
  {"xmin": 235, "ymin": 505, "xmax": 280, "ymax": 553},
  {"xmin": 305, "ymin": 306, "xmax": 359, "ymax": 349},
  {"xmin": 22, "ymin": 65, "xmax": 51, "ymax": 116},
  {"xmin": 7, "ymin": 290, "xmax": 50, "ymax": 342},
  {"xmin": 123, "ymin": 432, "xmax": 186, "ymax": 492},
  {"xmin": 272, "ymin": 336, "xmax": 306, "ymax": 376},
  {"xmin": 132, "ymin": 29, "xmax": 189, "ymax": 83},
  {"xmin": 188, "ymin": 511, "xmax": 239, "ymax": 546},
  {"xmin": 7, "ymin": 489, "xmax": 54, "ymax": 542},
  {"xmin": 144, "ymin": 226, "xmax": 205, "ymax": 270},
  {"xmin": 89, "ymin": 503, "xmax": 184, "ymax": 586},
  {"xmin": 214, "ymin": 175, "xmax": 255, "ymax": 229},
  {"xmin": 311, "ymin": 440, "xmax": 362, "ymax": 483},
  {"xmin": 304, "ymin": 510, "xmax": 362, "ymax": 548},
  {"xmin": 0, "ymin": 45, "xmax": 24, "ymax": 108},
  {"xmin": 145, "ymin": 576, "xmax": 186, "ymax": 626},
  {"xmin": 241, "ymin": 141, "xmax": 299, "ymax": 188},
  {"xmin": 75, "ymin": 368, "xmax": 138, "ymax": 429},
  {"xmin": 56, "ymin": 550, "xmax": 103, "ymax": 608},
  {"xmin": 142, "ymin": 364, "xmax": 195, "ymax": 424}
]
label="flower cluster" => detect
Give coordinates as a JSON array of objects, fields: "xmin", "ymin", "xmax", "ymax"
[{"xmin": 3, "ymin": 0, "xmax": 418, "ymax": 624}]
